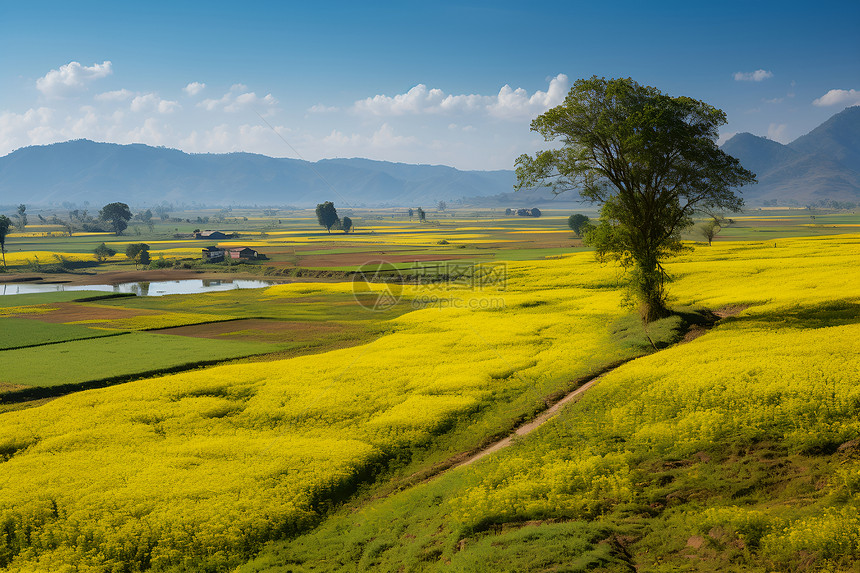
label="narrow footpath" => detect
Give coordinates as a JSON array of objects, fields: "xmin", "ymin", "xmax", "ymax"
[{"xmin": 421, "ymin": 305, "xmax": 747, "ymax": 480}]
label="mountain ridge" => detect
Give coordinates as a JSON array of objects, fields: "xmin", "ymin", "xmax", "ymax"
[
  {"xmin": 721, "ymin": 106, "xmax": 860, "ymax": 205},
  {"xmin": 0, "ymin": 139, "xmax": 520, "ymax": 207},
  {"xmin": 1, "ymin": 106, "xmax": 858, "ymax": 208}
]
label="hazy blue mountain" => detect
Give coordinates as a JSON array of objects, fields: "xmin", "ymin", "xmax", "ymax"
[
  {"xmin": 720, "ymin": 132, "xmax": 801, "ymax": 179},
  {"xmin": 789, "ymin": 106, "xmax": 860, "ymax": 169},
  {"xmin": 721, "ymin": 106, "xmax": 860, "ymax": 204},
  {"xmin": 2, "ymin": 106, "xmax": 857, "ymax": 209},
  {"xmin": 0, "ymin": 140, "xmax": 517, "ymax": 207}
]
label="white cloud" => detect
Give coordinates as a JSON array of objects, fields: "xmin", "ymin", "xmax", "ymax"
[
  {"xmin": 355, "ymin": 84, "xmax": 449, "ymax": 115},
  {"xmin": 489, "ymin": 74, "xmax": 568, "ymax": 119},
  {"xmin": 0, "ymin": 108, "xmax": 58, "ymax": 150},
  {"xmin": 734, "ymin": 69, "xmax": 773, "ymax": 82},
  {"xmin": 95, "ymin": 89, "xmax": 133, "ymax": 102},
  {"xmin": 125, "ymin": 117, "xmax": 169, "ymax": 146},
  {"xmin": 199, "ymin": 85, "xmax": 278, "ymax": 113},
  {"xmin": 767, "ymin": 123, "xmax": 788, "ymax": 143},
  {"xmin": 130, "ymin": 93, "xmax": 180, "ymax": 114},
  {"xmin": 812, "ymin": 88, "xmax": 860, "ymax": 107},
  {"xmin": 353, "ymin": 74, "xmax": 568, "ymax": 120},
  {"xmin": 179, "ymin": 123, "xmax": 292, "ymax": 155},
  {"xmin": 183, "ymin": 82, "xmax": 206, "ymax": 96},
  {"xmin": 308, "ymin": 103, "xmax": 340, "ymax": 113},
  {"xmin": 36, "ymin": 61, "xmax": 113, "ymax": 97},
  {"xmin": 447, "ymin": 123, "xmax": 475, "ymax": 132},
  {"xmin": 323, "ymin": 123, "xmax": 418, "ymax": 150}
]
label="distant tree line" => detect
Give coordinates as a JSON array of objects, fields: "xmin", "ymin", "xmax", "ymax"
[{"xmin": 505, "ymin": 208, "xmax": 542, "ymax": 217}]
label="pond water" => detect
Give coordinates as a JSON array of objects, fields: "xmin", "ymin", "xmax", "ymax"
[{"xmin": 0, "ymin": 279, "xmax": 280, "ymax": 297}]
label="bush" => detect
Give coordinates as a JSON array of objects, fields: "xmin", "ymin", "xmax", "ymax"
[
  {"xmin": 149, "ymin": 257, "xmax": 173, "ymax": 269},
  {"xmin": 94, "ymin": 243, "xmax": 116, "ymax": 262}
]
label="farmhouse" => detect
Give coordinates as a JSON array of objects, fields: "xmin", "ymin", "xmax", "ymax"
[
  {"xmin": 201, "ymin": 246, "xmax": 261, "ymax": 261},
  {"xmin": 227, "ymin": 247, "xmax": 259, "ymax": 260},
  {"xmin": 194, "ymin": 230, "xmax": 236, "ymax": 240},
  {"xmin": 201, "ymin": 246, "xmax": 225, "ymax": 261}
]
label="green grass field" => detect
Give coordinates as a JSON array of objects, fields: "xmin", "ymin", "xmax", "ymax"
[
  {"xmin": 0, "ymin": 290, "xmax": 124, "ymax": 306},
  {"xmin": 0, "ymin": 332, "xmax": 280, "ymax": 388},
  {"xmin": 0, "ymin": 317, "xmax": 122, "ymax": 350}
]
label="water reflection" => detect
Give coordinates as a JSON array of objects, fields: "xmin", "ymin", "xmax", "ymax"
[{"xmin": 0, "ymin": 279, "xmax": 278, "ymax": 297}]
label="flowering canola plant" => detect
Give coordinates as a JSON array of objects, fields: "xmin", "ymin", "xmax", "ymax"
[{"xmin": 0, "ymin": 234, "xmax": 857, "ymax": 570}]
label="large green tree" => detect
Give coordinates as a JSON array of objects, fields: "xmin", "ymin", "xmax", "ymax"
[
  {"xmin": 315, "ymin": 201, "xmax": 340, "ymax": 234},
  {"xmin": 0, "ymin": 215, "xmax": 11, "ymax": 270},
  {"xmin": 99, "ymin": 202, "xmax": 133, "ymax": 235},
  {"xmin": 516, "ymin": 76, "xmax": 755, "ymax": 322}
]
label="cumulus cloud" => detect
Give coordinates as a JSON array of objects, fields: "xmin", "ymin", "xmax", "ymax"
[
  {"xmin": 0, "ymin": 108, "xmax": 58, "ymax": 150},
  {"xmin": 734, "ymin": 69, "xmax": 773, "ymax": 82},
  {"xmin": 308, "ymin": 103, "xmax": 340, "ymax": 113},
  {"xmin": 323, "ymin": 123, "xmax": 418, "ymax": 149},
  {"xmin": 179, "ymin": 123, "xmax": 292, "ymax": 155},
  {"xmin": 353, "ymin": 74, "xmax": 568, "ymax": 120},
  {"xmin": 130, "ymin": 93, "xmax": 180, "ymax": 114},
  {"xmin": 812, "ymin": 88, "xmax": 860, "ymax": 107},
  {"xmin": 199, "ymin": 85, "xmax": 278, "ymax": 112},
  {"xmin": 95, "ymin": 89, "xmax": 134, "ymax": 102},
  {"xmin": 36, "ymin": 61, "xmax": 113, "ymax": 97},
  {"xmin": 183, "ymin": 82, "xmax": 206, "ymax": 96},
  {"xmin": 0, "ymin": 106, "xmax": 136, "ymax": 153}
]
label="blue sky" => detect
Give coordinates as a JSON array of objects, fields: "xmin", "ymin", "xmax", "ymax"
[{"xmin": 1, "ymin": 0, "xmax": 858, "ymax": 169}]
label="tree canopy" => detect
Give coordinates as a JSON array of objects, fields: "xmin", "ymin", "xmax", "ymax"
[
  {"xmin": 100, "ymin": 203, "xmax": 133, "ymax": 235},
  {"xmin": 125, "ymin": 243, "xmax": 150, "ymax": 268},
  {"xmin": 516, "ymin": 76, "xmax": 755, "ymax": 322},
  {"xmin": 0, "ymin": 214, "xmax": 11, "ymax": 269},
  {"xmin": 94, "ymin": 242, "xmax": 117, "ymax": 262},
  {"xmin": 342, "ymin": 216, "xmax": 353, "ymax": 234},
  {"xmin": 315, "ymin": 202, "xmax": 340, "ymax": 234},
  {"xmin": 568, "ymin": 214, "xmax": 591, "ymax": 236}
]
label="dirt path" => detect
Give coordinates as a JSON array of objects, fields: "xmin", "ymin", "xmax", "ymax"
[
  {"xmin": 430, "ymin": 304, "xmax": 749, "ymax": 476},
  {"xmin": 455, "ymin": 369, "xmax": 617, "ymax": 469}
]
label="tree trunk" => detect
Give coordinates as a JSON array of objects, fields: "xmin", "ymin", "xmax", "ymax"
[{"xmin": 635, "ymin": 258, "xmax": 671, "ymax": 323}]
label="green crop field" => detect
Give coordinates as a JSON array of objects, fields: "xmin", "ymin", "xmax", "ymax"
[
  {"xmin": 0, "ymin": 332, "xmax": 280, "ymax": 389},
  {"xmin": 0, "ymin": 317, "xmax": 122, "ymax": 350},
  {"xmin": 0, "ymin": 291, "xmax": 123, "ymax": 306}
]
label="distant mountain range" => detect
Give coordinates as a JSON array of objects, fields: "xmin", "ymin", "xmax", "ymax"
[
  {"xmin": 0, "ymin": 140, "xmax": 519, "ymax": 208},
  {"xmin": 0, "ymin": 106, "xmax": 857, "ymax": 208},
  {"xmin": 721, "ymin": 106, "xmax": 860, "ymax": 205}
]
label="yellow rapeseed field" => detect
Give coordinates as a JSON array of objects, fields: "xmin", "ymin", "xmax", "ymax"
[{"xmin": 0, "ymin": 234, "xmax": 857, "ymax": 570}]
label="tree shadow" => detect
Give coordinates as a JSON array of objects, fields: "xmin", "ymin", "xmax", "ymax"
[{"xmin": 726, "ymin": 300, "xmax": 860, "ymax": 330}]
